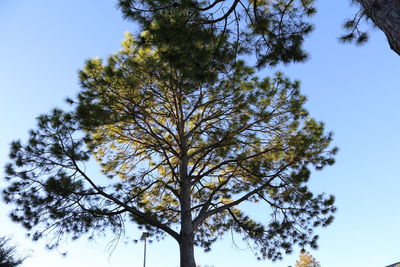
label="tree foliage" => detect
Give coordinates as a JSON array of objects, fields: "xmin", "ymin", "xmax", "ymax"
[
  {"xmin": 341, "ymin": 0, "xmax": 400, "ymax": 56},
  {"xmin": 295, "ymin": 250, "xmax": 321, "ymax": 267},
  {"xmin": 3, "ymin": 4, "xmax": 336, "ymax": 267},
  {"xmin": 0, "ymin": 237, "xmax": 26, "ymax": 267},
  {"xmin": 118, "ymin": 0, "xmax": 317, "ymax": 67},
  {"xmin": 119, "ymin": 0, "xmax": 400, "ymax": 60},
  {"xmin": 4, "ymin": 31, "xmax": 335, "ymax": 266}
]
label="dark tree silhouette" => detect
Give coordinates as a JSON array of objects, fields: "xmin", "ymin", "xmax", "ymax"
[
  {"xmin": 341, "ymin": 0, "xmax": 400, "ymax": 56},
  {"xmin": 0, "ymin": 237, "xmax": 27, "ymax": 267}
]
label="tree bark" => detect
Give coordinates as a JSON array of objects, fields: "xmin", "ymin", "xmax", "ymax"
[
  {"xmin": 179, "ymin": 150, "xmax": 196, "ymax": 267},
  {"xmin": 179, "ymin": 179, "xmax": 197, "ymax": 267},
  {"xmin": 357, "ymin": 0, "xmax": 400, "ymax": 56},
  {"xmin": 179, "ymin": 233, "xmax": 196, "ymax": 267}
]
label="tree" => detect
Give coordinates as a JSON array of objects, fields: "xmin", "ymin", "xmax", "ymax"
[
  {"xmin": 3, "ymin": 8, "xmax": 336, "ymax": 267},
  {"xmin": 0, "ymin": 237, "xmax": 27, "ymax": 267},
  {"xmin": 118, "ymin": 0, "xmax": 317, "ymax": 67},
  {"xmin": 295, "ymin": 250, "xmax": 320, "ymax": 267},
  {"xmin": 348, "ymin": 0, "xmax": 400, "ymax": 55},
  {"xmin": 119, "ymin": 0, "xmax": 400, "ymax": 61},
  {"xmin": 341, "ymin": 0, "xmax": 400, "ymax": 56}
]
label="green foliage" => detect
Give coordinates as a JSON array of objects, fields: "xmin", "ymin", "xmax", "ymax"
[
  {"xmin": 0, "ymin": 237, "xmax": 27, "ymax": 267},
  {"xmin": 4, "ymin": 25, "xmax": 336, "ymax": 262},
  {"xmin": 118, "ymin": 0, "xmax": 316, "ymax": 67},
  {"xmin": 339, "ymin": 7, "xmax": 369, "ymax": 46}
]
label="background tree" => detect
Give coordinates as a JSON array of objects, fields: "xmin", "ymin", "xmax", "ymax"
[
  {"xmin": 0, "ymin": 237, "xmax": 27, "ymax": 267},
  {"xmin": 341, "ymin": 0, "xmax": 400, "ymax": 56},
  {"xmin": 295, "ymin": 249, "xmax": 321, "ymax": 267},
  {"xmin": 3, "ymin": 8, "xmax": 336, "ymax": 267}
]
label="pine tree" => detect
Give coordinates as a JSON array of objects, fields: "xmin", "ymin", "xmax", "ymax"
[
  {"xmin": 118, "ymin": 0, "xmax": 316, "ymax": 67},
  {"xmin": 341, "ymin": 0, "xmax": 400, "ymax": 56},
  {"xmin": 3, "ymin": 8, "xmax": 336, "ymax": 267},
  {"xmin": 0, "ymin": 237, "xmax": 26, "ymax": 267},
  {"xmin": 119, "ymin": 0, "xmax": 400, "ymax": 60}
]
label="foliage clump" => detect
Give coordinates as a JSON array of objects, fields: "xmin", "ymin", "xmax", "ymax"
[
  {"xmin": 295, "ymin": 249, "xmax": 321, "ymax": 267},
  {"xmin": 0, "ymin": 237, "xmax": 27, "ymax": 267}
]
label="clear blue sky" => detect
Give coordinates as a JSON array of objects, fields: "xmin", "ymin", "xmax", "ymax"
[{"xmin": 1, "ymin": 1, "xmax": 399, "ymax": 266}]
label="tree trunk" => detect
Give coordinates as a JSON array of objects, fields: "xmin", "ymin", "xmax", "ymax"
[
  {"xmin": 357, "ymin": 0, "xmax": 400, "ymax": 56},
  {"xmin": 179, "ymin": 152, "xmax": 196, "ymax": 267},
  {"xmin": 179, "ymin": 179, "xmax": 197, "ymax": 267},
  {"xmin": 179, "ymin": 233, "xmax": 196, "ymax": 267}
]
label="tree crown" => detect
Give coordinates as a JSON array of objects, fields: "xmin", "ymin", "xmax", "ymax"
[{"xmin": 4, "ymin": 26, "xmax": 335, "ymax": 261}]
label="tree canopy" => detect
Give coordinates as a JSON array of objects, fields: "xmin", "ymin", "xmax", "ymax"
[
  {"xmin": 118, "ymin": 0, "xmax": 400, "ymax": 61},
  {"xmin": 3, "ymin": 3, "xmax": 336, "ymax": 267},
  {"xmin": 118, "ymin": 0, "xmax": 317, "ymax": 67}
]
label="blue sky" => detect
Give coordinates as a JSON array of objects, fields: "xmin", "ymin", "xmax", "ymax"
[{"xmin": 1, "ymin": 0, "xmax": 400, "ymax": 266}]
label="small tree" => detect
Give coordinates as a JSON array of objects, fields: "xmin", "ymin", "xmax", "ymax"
[
  {"xmin": 0, "ymin": 237, "xmax": 27, "ymax": 267},
  {"xmin": 3, "ymin": 12, "xmax": 336, "ymax": 267},
  {"xmin": 295, "ymin": 250, "xmax": 321, "ymax": 267}
]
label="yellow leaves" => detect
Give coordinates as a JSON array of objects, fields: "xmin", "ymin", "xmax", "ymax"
[
  {"xmin": 157, "ymin": 166, "xmax": 167, "ymax": 177},
  {"xmin": 219, "ymin": 197, "xmax": 232, "ymax": 205},
  {"xmin": 140, "ymin": 197, "xmax": 150, "ymax": 205},
  {"xmin": 84, "ymin": 57, "xmax": 103, "ymax": 70},
  {"xmin": 136, "ymin": 46, "xmax": 154, "ymax": 60},
  {"xmin": 295, "ymin": 251, "xmax": 320, "ymax": 267},
  {"xmin": 251, "ymin": 0, "xmax": 269, "ymax": 5},
  {"xmin": 121, "ymin": 31, "xmax": 157, "ymax": 63},
  {"xmin": 205, "ymin": 182, "xmax": 216, "ymax": 190},
  {"xmin": 260, "ymin": 97, "xmax": 272, "ymax": 107},
  {"xmin": 266, "ymin": 149, "xmax": 284, "ymax": 162},
  {"xmin": 149, "ymin": 20, "xmax": 160, "ymax": 30},
  {"xmin": 161, "ymin": 193, "xmax": 178, "ymax": 206},
  {"xmin": 121, "ymin": 32, "xmax": 135, "ymax": 51},
  {"xmin": 110, "ymin": 142, "xmax": 116, "ymax": 150},
  {"xmin": 138, "ymin": 189, "xmax": 179, "ymax": 213},
  {"xmin": 120, "ymin": 163, "xmax": 129, "ymax": 172},
  {"xmin": 240, "ymin": 80, "xmax": 255, "ymax": 92}
]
